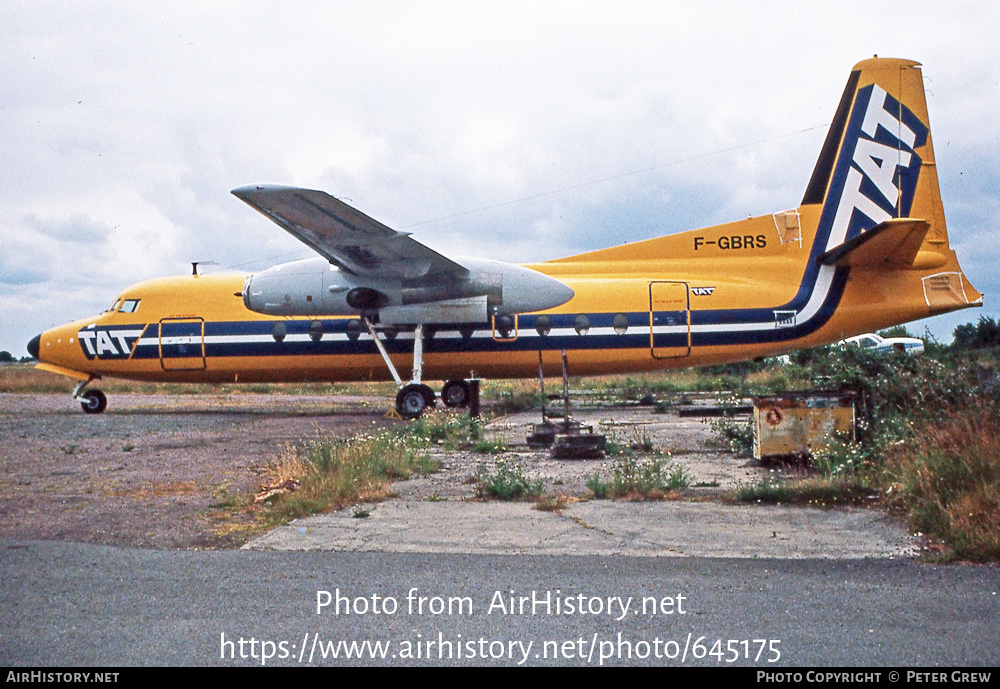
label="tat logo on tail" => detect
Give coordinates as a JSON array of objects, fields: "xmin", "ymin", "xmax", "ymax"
[{"xmin": 824, "ymin": 83, "xmax": 930, "ymax": 248}]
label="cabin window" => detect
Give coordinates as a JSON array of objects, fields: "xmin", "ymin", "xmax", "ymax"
[
  {"xmin": 309, "ymin": 320, "xmax": 324, "ymax": 342},
  {"xmin": 613, "ymin": 313, "xmax": 629, "ymax": 335},
  {"xmin": 345, "ymin": 319, "xmax": 362, "ymax": 342},
  {"xmin": 272, "ymin": 322, "xmax": 287, "ymax": 343},
  {"xmin": 574, "ymin": 314, "xmax": 590, "ymax": 336},
  {"xmin": 534, "ymin": 315, "xmax": 551, "ymax": 336},
  {"xmin": 119, "ymin": 299, "xmax": 141, "ymax": 313}
]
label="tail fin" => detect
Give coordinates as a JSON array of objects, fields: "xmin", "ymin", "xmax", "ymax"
[{"xmin": 802, "ymin": 57, "xmax": 981, "ymax": 312}]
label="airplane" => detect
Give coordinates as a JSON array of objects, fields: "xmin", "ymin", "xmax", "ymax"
[{"xmin": 28, "ymin": 57, "xmax": 982, "ymax": 418}]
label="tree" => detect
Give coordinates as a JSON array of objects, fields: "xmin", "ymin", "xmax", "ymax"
[{"xmin": 952, "ymin": 316, "xmax": 1000, "ymax": 350}]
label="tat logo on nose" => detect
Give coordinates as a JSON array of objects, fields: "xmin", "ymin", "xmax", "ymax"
[{"xmin": 77, "ymin": 326, "xmax": 144, "ymax": 360}]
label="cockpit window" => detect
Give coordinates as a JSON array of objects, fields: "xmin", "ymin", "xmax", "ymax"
[
  {"xmin": 119, "ymin": 299, "xmax": 141, "ymax": 313},
  {"xmin": 106, "ymin": 299, "xmax": 122, "ymax": 313}
]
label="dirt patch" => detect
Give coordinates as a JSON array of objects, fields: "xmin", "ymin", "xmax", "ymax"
[{"xmin": 0, "ymin": 393, "xmax": 385, "ymax": 548}]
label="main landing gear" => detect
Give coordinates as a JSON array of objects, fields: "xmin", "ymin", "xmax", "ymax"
[
  {"xmin": 362, "ymin": 319, "xmax": 477, "ymax": 419},
  {"xmin": 73, "ymin": 379, "xmax": 108, "ymax": 414}
]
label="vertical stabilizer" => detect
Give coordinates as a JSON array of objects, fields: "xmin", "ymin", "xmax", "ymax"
[{"xmin": 800, "ymin": 57, "xmax": 981, "ymax": 313}]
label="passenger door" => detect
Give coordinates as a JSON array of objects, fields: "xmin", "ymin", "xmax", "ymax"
[
  {"xmin": 158, "ymin": 318, "xmax": 206, "ymax": 370},
  {"xmin": 649, "ymin": 281, "xmax": 691, "ymax": 359}
]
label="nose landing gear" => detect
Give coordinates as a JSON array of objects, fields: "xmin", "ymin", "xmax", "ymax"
[{"xmin": 73, "ymin": 379, "xmax": 108, "ymax": 414}]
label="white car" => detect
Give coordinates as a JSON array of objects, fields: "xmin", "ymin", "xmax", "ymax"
[{"xmin": 840, "ymin": 333, "xmax": 925, "ymax": 355}]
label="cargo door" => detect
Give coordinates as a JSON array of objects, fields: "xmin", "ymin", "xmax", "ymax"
[
  {"xmin": 159, "ymin": 318, "xmax": 206, "ymax": 370},
  {"xmin": 649, "ymin": 281, "xmax": 690, "ymax": 358}
]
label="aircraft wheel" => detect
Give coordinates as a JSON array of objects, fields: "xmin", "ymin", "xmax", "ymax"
[
  {"xmin": 80, "ymin": 389, "xmax": 108, "ymax": 415},
  {"xmin": 396, "ymin": 383, "xmax": 436, "ymax": 419},
  {"xmin": 441, "ymin": 379, "xmax": 471, "ymax": 408}
]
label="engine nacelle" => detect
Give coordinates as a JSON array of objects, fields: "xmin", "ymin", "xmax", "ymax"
[{"xmin": 241, "ymin": 256, "xmax": 574, "ymax": 321}]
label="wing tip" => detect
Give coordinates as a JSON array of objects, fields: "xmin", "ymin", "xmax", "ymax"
[{"xmin": 231, "ymin": 183, "xmax": 302, "ymax": 199}]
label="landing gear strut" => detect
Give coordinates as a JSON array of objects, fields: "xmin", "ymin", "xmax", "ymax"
[
  {"xmin": 363, "ymin": 319, "xmax": 437, "ymax": 419},
  {"xmin": 73, "ymin": 379, "xmax": 108, "ymax": 414}
]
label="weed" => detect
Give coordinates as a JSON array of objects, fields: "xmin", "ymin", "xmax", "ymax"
[
  {"xmin": 586, "ymin": 472, "xmax": 610, "ymax": 499},
  {"xmin": 709, "ymin": 393, "xmax": 754, "ymax": 457},
  {"xmin": 475, "ymin": 460, "xmax": 545, "ymax": 500},
  {"xmin": 352, "ymin": 505, "xmax": 372, "ymax": 519},
  {"xmin": 610, "ymin": 454, "xmax": 690, "ymax": 498},
  {"xmin": 588, "ymin": 456, "xmax": 690, "ymax": 499},
  {"xmin": 533, "ymin": 494, "xmax": 570, "ymax": 512},
  {"xmin": 473, "ymin": 439, "xmax": 508, "ymax": 454},
  {"xmin": 404, "ymin": 412, "xmax": 483, "ymax": 449}
]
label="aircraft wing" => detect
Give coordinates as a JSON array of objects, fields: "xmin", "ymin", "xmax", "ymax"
[{"xmin": 232, "ymin": 184, "xmax": 468, "ymax": 280}]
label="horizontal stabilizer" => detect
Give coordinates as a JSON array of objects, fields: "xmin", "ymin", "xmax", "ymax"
[{"xmin": 818, "ymin": 218, "xmax": 930, "ymax": 268}]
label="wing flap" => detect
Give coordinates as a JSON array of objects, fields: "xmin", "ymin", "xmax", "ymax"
[
  {"xmin": 819, "ymin": 218, "xmax": 930, "ymax": 268},
  {"xmin": 232, "ymin": 185, "xmax": 468, "ymax": 280}
]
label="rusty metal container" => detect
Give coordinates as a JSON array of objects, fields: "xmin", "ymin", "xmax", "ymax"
[{"xmin": 752, "ymin": 391, "xmax": 856, "ymax": 460}]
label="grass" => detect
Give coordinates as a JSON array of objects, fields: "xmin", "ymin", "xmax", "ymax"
[
  {"xmin": 732, "ymin": 475, "xmax": 877, "ymax": 507},
  {"xmin": 885, "ymin": 409, "xmax": 1000, "ymax": 562},
  {"xmin": 244, "ymin": 414, "xmax": 488, "ymax": 526},
  {"xmin": 0, "ymin": 363, "xmax": 401, "ymax": 396}
]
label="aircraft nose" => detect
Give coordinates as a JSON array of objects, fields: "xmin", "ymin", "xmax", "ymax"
[{"xmin": 27, "ymin": 334, "xmax": 40, "ymax": 360}]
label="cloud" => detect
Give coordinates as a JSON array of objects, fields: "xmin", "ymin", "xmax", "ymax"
[{"xmin": 1, "ymin": 1, "xmax": 997, "ymax": 354}]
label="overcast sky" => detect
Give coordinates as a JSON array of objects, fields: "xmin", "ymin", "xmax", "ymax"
[{"xmin": 2, "ymin": 1, "xmax": 997, "ymax": 357}]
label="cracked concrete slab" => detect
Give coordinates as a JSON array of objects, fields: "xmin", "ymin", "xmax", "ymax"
[{"xmin": 244, "ymin": 499, "xmax": 918, "ymax": 559}]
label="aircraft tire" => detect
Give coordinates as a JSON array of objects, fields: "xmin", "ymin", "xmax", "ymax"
[
  {"xmin": 396, "ymin": 383, "xmax": 436, "ymax": 419},
  {"xmin": 80, "ymin": 390, "xmax": 108, "ymax": 415},
  {"xmin": 441, "ymin": 379, "xmax": 471, "ymax": 408}
]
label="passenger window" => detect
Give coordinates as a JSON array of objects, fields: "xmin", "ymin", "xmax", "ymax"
[{"xmin": 119, "ymin": 299, "xmax": 141, "ymax": 313}]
